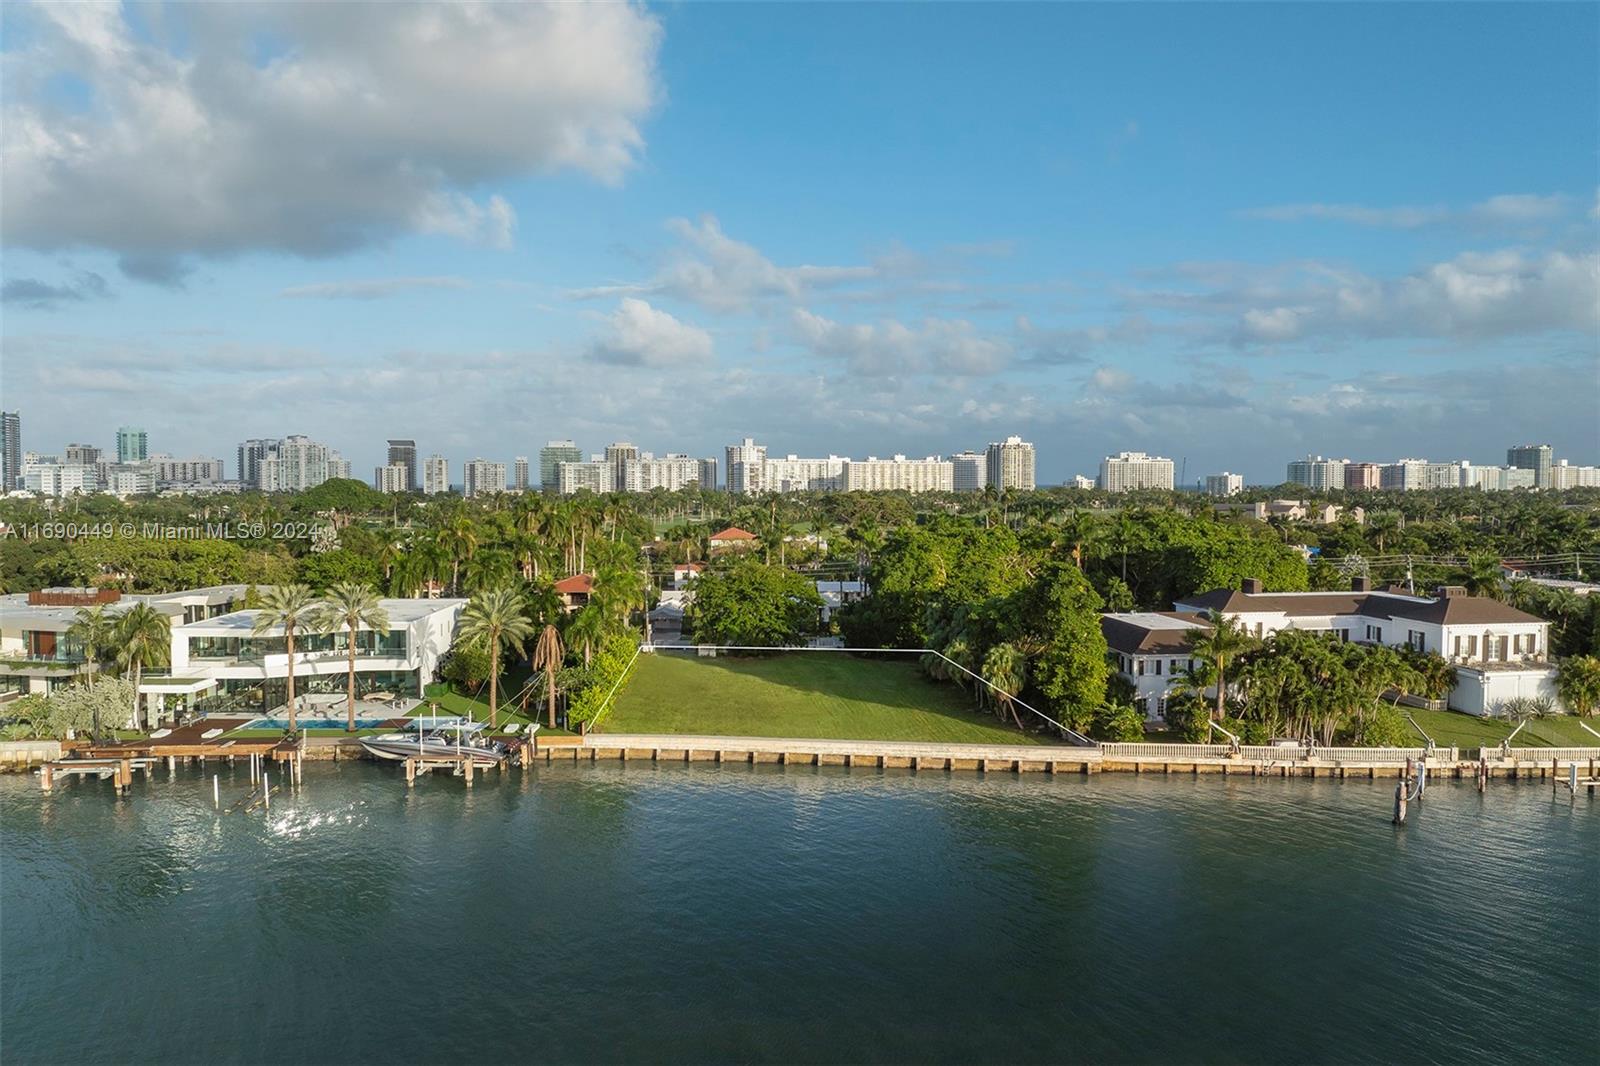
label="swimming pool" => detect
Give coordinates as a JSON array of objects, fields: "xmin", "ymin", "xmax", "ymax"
[{"xmin": 244, "ymin": 716, "xmax": 398, "ymax": 731}]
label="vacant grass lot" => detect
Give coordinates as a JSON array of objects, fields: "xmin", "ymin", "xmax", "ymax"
[
  {"xmin": 603, "ymin": 651, "xmax": 1044, "ymax": 744},
  {"xmin": 1404, "ymin": 707, "xmax": 1600, "ymax": 749}
]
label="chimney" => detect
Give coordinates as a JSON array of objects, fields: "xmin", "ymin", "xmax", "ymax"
[
  {"xmin": 1435, "ymin": 585, "xmax": 1466, "ymax": 599},
  {"xmin": 1351, "ymin": 576, "xmax": 1371, "ymax": 592},
  {"xmin": 1241, "ymin": 577, "xmax": 1264, "ymax": 594}
]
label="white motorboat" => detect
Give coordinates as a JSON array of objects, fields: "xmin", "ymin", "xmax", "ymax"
[{"xmin": 360, "ymin": 716, "xmax": 510, "ymax": 765}]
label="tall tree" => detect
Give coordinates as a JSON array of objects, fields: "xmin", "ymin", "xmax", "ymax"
[
  {"xmin": 455, "ymin": 586, "xmax": 535, "ymax": 728},
  {"xmin": 981, "ymin": 642, "xmax": 1028, "ymax": 729},
  {"xmin": 531, "ymin": 623, "xmax": 566, "ymax": 729},
  {"xmin": 313, "ymin": 582, "xmax": 390, "ymax": 732},
  {"xmin": 66, "ymin": 605, "xmax": 115, "ymax": 677},
  {"xmin": 113, "ymin": 603, "xmax": 171, "ymax": 733},
  {"xmin": 1185, "ymin": 613, "xmax": 1256, "ymax": 720},
  {"xmin": 253, "ymin": 583, "xmax": 318, "ymax": 733}
]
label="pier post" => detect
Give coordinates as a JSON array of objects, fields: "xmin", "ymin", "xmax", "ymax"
[
  {"xmin": 40, "ymin": 764, "xmax": 53, "ymax": 792},
  {"xmin": 167, "ymin": 755, "xmax": 175, "ymax": 777},
  {"xmin": 463, "ymin": 757, "xmax": 475, "ymax": 787},
  {"xmin": 1393, "ymin": 780, "xmax": 1407, "ymax": 825},
  {"xmin": 213, "ymin": 774, "xmax": 220, "ymax": 809},
  {"xmin": 119, "ymin": 758, "xmax": 132, "ymax": 794},
  {"xmin": 405, "ymin": 758, "xmax": 416, "ymax": 787},
  {"xmin": 1477, "ymin": 756, "xmax": 1488, "ymax": 793}
]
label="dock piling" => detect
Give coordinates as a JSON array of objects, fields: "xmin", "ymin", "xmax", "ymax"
[{"xmin": 213, "ymin": 774, "xmax": 220, "ymax": 809}]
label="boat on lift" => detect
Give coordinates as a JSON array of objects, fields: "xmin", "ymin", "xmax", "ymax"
[{"xmin": 359, "ymin": 716, "xmax": 514, "ymax": 766}]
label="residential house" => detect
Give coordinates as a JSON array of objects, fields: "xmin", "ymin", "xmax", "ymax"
[
  {"xmin": 554, "ymin": 574, "xmax": 594, "ymax": 613},
  {"xmin": 1099, "ymin": 612, "xmax": 1211, "ymax": 722},
  {"xmin": 709, "ymin": 526, "xmax": 759, "ymax": 553}
]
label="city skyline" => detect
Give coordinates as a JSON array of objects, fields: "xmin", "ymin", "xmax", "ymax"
[{"xmin": 2, "ymin": 3, "xmax": 1595, "ymax": 484}]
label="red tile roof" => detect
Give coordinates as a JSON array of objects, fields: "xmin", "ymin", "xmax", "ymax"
[
  {"xmin": 710, "ymin": 526, "xmax": 757, "ymax": 541},
  {"xmin": 553, "ymin": 574, "xmax": 594, "ymax": 594}
]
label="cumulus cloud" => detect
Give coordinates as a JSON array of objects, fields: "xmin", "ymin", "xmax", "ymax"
[
  {"xmin": 280, "ymin": 277, "xmax": 471, "ymax": 301},
  {"xmin": 571, "ymin": 215, "xmax": 877, "ymax": 312},
  {"xmin": 0, "ymin": 270, "xmax": 111, "ymax": 310},
  {"xmin": 586, "ymin": 298, "xmax": 714, "ymax": 367},
  {"xmin": 1230, "ymin": 249, "xmax": 1598, "ymax": 346},
  {"xmin": 792, "ymin": 308, "xmax": 1011, "ymax": 377},
  {"xmin": 0, "ymin": 2, "xmax": 661, "ymax": 267}
]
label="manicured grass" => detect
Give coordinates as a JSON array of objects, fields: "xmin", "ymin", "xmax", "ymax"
[
  {"xmin": 603, "ymin": 651, "xmax": 1044, "ymax": 744},
  {"xmin": 1403, "ymin": 707, "xmax": 1600, "ymax": 750}
]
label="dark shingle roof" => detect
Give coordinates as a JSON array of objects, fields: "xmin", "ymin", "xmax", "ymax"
[
  {"xmin": 1173, "ymin": 588, "xmax": 1545, "ymax": 626},
  {"xmin": 1100, "ymin": 612, "xmax": 1211, "ymax": 655}
]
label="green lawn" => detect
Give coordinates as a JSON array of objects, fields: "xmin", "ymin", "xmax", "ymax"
[
  {"xmin": 602, "ymin": 651, "xmax": 1045, "ymax": 745},
  {"xmin": 1403, "ymin": 707, "xmax": 1600, "ymax": 750}
]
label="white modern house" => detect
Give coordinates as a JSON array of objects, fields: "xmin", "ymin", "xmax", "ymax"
[
  {"xmin": 169, "ymin": 597, "xmax": 466, "ymax": 716},
  {"xmin": 1, "ymin": 586, "xmax": 250, "ymax": 700},
  {"xmin": 2, "ymin": 586, "xmax": 465, "ymax": 724},
  {"xmin": 1171, "ymin": 577, "xmax": 1556, "ymax": 716}
]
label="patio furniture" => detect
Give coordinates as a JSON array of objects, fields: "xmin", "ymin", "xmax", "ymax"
[
  {"xmin": 201, "ymin": 728, "xmax": 224, "ymax": 740},
  {"xmin": 150, "ymin": 729, "xmax": 172, "ymax": 739}
]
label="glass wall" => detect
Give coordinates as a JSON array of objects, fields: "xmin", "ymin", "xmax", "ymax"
[{"xmin": 187, "ymin": 629, "xmax": 407, "ymax": 662}]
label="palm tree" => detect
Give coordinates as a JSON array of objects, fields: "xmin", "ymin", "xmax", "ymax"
[
  {"xmin": 455, "ymin": 587, "xmax": 535, "ymax": 728},
  {"xmin": 313, "ymin": 583, "xmax": 389, "ymax": 732},
  {"xmin": 1185, "ymin": 613, "xmax": 1256, "ymax": 720},
  {"xmin": 114, "ymin": 604, "xmax": 171, "ymax": 734},
  {"xmin": 982, "ymin": 642, "xmax": 1028, "ymax": 730},
  {"xmin": 531, "ymin": 623, "xmax": 565, "ymax": 729},
  {"xmin": 1458, "ymin": 551, "xmax": 1504, "ymax": 600},
  {"xmin": 566, "ymin": 605, "xmax": 608, "ymax": 668},
  {"xmin": 438, "ymin": 514, "xmax": 480, "ymax": 594},
  {"xmin": 66, "ymin": 605, "xmax": 116, "ymax": 677},
  {"xmin": 1368, "ymin": 512, "xmax": 1401, "ymax": 554},
  {"xmin": 253, "ymin": 584, "xmax": 318, "ymax": 733}
]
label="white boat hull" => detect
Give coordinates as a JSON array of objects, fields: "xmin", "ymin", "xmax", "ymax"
[{"xmin": 360, "ymin": 735, "xmax": 507, "ymax": 765}]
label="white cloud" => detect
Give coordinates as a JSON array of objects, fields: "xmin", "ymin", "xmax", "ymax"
[
  {"xmin": 792, "ymin": 308, "xmax": 1011, "ymax": 377},
  {"xmin": 586, "ymin": 298, "xmax": 714, "ymax": 367},
  {"xmin": 571, "ymin": 214, "xmax": 876, "ymax": 312},
  {"xmin": 280, "ymin": 277, "xmax": 471, "ymax": 301},
  {"xmin": 0, "ymin": 2, "xmax": 660, "ymax": 266}
]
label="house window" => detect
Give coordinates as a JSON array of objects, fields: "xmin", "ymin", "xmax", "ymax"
[
  {"xmin": 1365, "ymin": 624, "xmax": 1383, "ymax": 643},
  {"xmin": 1152, "ymin": 659, "xmax": 1162, "ymax": 676},
  {"xmin": 1407, "ymin": 630, "xmax": 1424, "ymax": 651},
  {"xmin": 1135, "ymin": 659, "xmax": 1145, "ymax": 676},
  {"xmin": 1170, "ymin": 659, "xmax": 1182, "ymax": 675}
]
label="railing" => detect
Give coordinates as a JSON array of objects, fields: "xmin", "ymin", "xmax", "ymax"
[
  {"xmin": 1101, "ymin": 743, "xmax": 1231, "ymax": 759},
  {"xmin": 1502, "ymin": 747, "xmax": 1600, "ymax": 764}
]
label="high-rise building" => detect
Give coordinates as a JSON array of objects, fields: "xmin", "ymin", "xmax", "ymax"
[
  {"xmin": 1506, "ymin": 444, "xmax": 1553, "ymax": 489},
  {"xmin": 243, "ymin": 435, "xmax": 345, "ymax": 492},
  {"xmin": 1286, "ymin": 455, "xmax": 1348, "ymax": 492},
  {"xmin": 539, "ymin": 440, "xmax": 582, "ymax": 491},
  {"xmin": 64, "ymin": 443, "xmax": 102, "ymax": 465},
  {"xmin": 840, "ymin": 456, "xmax": 954, "ymax": 493},
  {"xmin": 23, "ymin": 461, "xmax": 98, "ymax": 497},
  {"xmin": 557, "ymin": 460, "xmax": 616, "ymax": 495},
  {"xmin": 951, "ymin": 451, "xmax": 987, "ymax": 492},
  {"xmin": 725, "ymin": 438, "xmax": 768, "ymax": 493},
  {"xmin": 697, "ymin": 458, "xmax": 718, "ymax": 490},
  {"xmin": 422, "ymin": 455, "xmax": 450, "ymax": 495},
  {"xmin": 512, "ymin": 457, "xmax": 530, "ymax": 492},
  {"xmin": 462, "ymin": 459, "xmax": 507, "ymax": 499},
  {"xmin": 150, "ymin": 456, "xmax": 224, "ymax": 485},
  {"xmin": 985, "ymin": 436, "xmax": 1036, "ymax": 491},
  {"xmin": 1098, "ymin": 452, "xmax": 1175, "ymax": 493},
  {"xmin": 622, "ymin": 455, "xmax": 706, "ymax": 492},
  {"xmin": 116, "ymin": 426, "xmax": 148, "ymax": 464},
  {"xmin": 760, "ymin": 455, "xmax": 846, "ymax": 493},
  {"xmin": 375, "ymin": 463, "xmax": 409, "ymax": 493},
  {"xmin": 386, "ymin": 440, "xmax": 417, "ymax": 492},
  {"xmin": 0, "ymin": 411, "xmax": 18, "ymax": 490},
  {"xmin": 1205, "ymin": 472, "xmax": 1244, "ymax": 497},
  {"xmin": 1379, "ymin": 459, "xmax": 1425, "ymax": 492},
  {"xmin": 237, "ymin": 439, "xmax": 275, "ymax": 486},
  {"xmin": 1344, "ymin": 463, "xmax": 1382, "ymax": 491},
  {"xmin": 1549, "ymin": 460, "xmax": 1600, "ymax": 489}
]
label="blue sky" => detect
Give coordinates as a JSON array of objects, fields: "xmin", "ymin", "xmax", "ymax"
[{"xmin": 2, "ymin": 1, "xmax": 1596, "ymax": 484}]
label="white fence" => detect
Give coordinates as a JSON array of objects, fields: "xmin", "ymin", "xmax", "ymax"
[
  {"xmin": 1503, "ymin": 748, "xmax": 1600, "ymax": 765},
  {"xmin": 1100, "ymin": 743, "xmax": 1231, "ymax": 760}
]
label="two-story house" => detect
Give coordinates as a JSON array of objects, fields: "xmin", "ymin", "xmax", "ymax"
[
  {"xmin": 1170, "ymin": 577, "xmax": 1556, "ymax": 716},
  {"xmin": 1100, "ymin": 612, "xmax": 1211, "ymax": 722}
]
